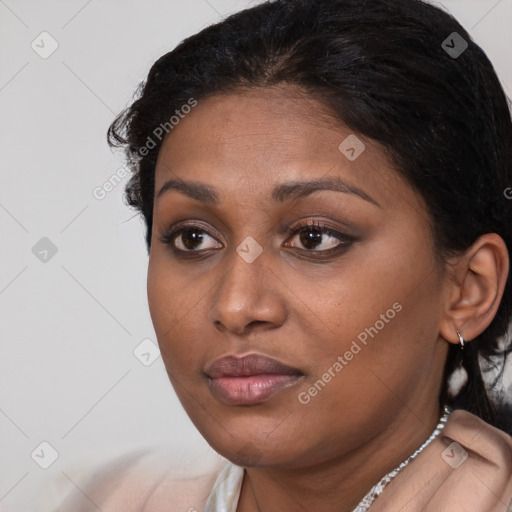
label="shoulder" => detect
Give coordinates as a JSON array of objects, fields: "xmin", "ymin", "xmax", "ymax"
[
  {"xmin": 52, "ymin": 448, "xmax": 229, "ymax": 512},
  {"xmin": 443, "ymin": 408, "xmax": 512, "ymax": 472},
  {"xmin": 430, "ymin": 408, "xmax": 512, "ymax": 511},
  {"xmin": 373, "ymin": 408, "xmax": 512, "ymax": 512}
]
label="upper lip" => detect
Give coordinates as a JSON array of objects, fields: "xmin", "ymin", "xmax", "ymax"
[{"xmin": 204, "ymin": 354, "xmax": 303, "ymax": 378}]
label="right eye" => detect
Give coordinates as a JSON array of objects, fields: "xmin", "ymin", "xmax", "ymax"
[{"xmin": 158, "ymin": 224, "xmax": 223, "ymax": 253}]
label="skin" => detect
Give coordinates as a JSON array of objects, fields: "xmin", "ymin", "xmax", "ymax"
[{"xmin": 147, "ymin": 86, "xmax": 509, "ymax": 511}]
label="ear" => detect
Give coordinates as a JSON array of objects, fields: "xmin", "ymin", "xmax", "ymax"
[{"xmin": 439, "ymin": 233, "xmax": 509, "ymax": 345}]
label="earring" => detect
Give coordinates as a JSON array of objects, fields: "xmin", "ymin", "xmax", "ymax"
[
  {"xmin": 457, "ymin": 330, "xmax": 464, "ymax": 350},
  {"xmin": 447, "ymin": 329, "xmax": 468, "ymax": 399}
]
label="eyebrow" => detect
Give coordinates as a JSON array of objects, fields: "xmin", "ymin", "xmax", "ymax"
[{"xmin": 156, "ymin": 176, "xmax": 381, "ymax": 208}]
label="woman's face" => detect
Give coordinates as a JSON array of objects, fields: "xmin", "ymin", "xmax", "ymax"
[{"xmin": 147, "ymin": 86, "xmax": 450, "ymax": 469}]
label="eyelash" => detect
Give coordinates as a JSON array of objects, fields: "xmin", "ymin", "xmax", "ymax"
[
  {"xmin": 157, "ymin": 220, "xmax": 355, "ymax": 258},
  {"xmin": 285, "ymin": 220, "xmax": 355, "ymax": 256}
]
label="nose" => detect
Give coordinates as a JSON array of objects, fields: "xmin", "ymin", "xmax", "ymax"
[{"xmin": 208, "ymin": 245, "xmax": 287, "ymax": 336}]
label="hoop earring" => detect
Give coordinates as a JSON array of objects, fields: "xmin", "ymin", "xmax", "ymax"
[
  {"xmin": 447, "ymin": 329, "xmax": 468, "ymax": 399},
  {"xmin": 456, "ymin": 330, "xmax": 464, "ymax": 350}
]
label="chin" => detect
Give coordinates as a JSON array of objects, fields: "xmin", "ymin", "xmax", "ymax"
[{"xmin": 200, "ymin": 424, "xmax": 309, "ymax": 468}]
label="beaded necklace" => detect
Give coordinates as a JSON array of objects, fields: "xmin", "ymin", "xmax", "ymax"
[{"xmin": 352, "ymin": 405, "xmax": 452, "ymax": 511}]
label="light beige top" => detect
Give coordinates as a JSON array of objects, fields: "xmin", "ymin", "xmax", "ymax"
[{"xmin": 52, "ymin": 409, "xmax": 512, "ymax": 512}]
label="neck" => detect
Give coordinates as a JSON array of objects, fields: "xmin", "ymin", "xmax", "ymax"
[{"xmin": 237, "ymin": 401, "xmax": 443, "ymax": 512}]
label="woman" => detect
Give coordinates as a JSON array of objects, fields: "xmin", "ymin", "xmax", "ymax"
[{"xmin": 56, "ymin": 0, "xmax": 512, "ymax": 510}]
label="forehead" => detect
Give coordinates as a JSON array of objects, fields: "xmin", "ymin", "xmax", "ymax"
[{"xmin": 154, "ymin": 86, "xmax": 412, "ymax": 210}]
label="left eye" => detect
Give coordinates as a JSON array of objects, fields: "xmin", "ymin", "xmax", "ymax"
[{"xmin": 284, "ymin": 222, "xmax": 353, "ymax": 252}]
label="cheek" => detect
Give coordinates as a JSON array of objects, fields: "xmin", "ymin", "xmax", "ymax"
[
  {"xmin": 147, "ymin": 250, "xmax": 201, "ymax": 328},
  {"xmin": 147, "ymin": 257, "xmax": 174, "ymax": 337},
  {"xmin": 293, "ymin": 226, "xmax": 441, "ymax": 379},
  {"xmin": 147, "ymin": 252, "xmax": 218, "ymax": 387},
  {"xmin": 293, "ymin": 241, "xmax": 423, "ymax": 338},
  {"xmin": 147, "ymin": 256, "xmax": 193, "ymax": 362}
]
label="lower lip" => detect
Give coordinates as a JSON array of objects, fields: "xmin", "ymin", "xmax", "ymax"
[{"xmin": 208, "ymin": 374, "xmax": 302, "ymax": 406}]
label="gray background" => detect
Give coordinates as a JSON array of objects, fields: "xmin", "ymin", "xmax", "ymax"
[{"xmin": 1, "ymin": 0, "xmax": 511, "ymax": 510}]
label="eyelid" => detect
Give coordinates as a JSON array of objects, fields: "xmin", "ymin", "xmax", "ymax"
[{"xmin": 286, "ymin": 218, "xmax": 351, "ymax": 236}]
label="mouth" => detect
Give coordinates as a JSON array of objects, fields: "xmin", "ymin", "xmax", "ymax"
[{"xmin": 204, "ymin": 353, "xmax": 304, "ymax": 406}]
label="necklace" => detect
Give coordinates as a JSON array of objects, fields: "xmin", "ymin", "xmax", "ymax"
[{"xmin": 352, "ymin": 405, "xmax": 452, "ymax": 512}]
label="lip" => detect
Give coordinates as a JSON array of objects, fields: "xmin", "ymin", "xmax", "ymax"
[{"xmin": 204, "ymin": 354, "xmax": 304, "ymax": 406}]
